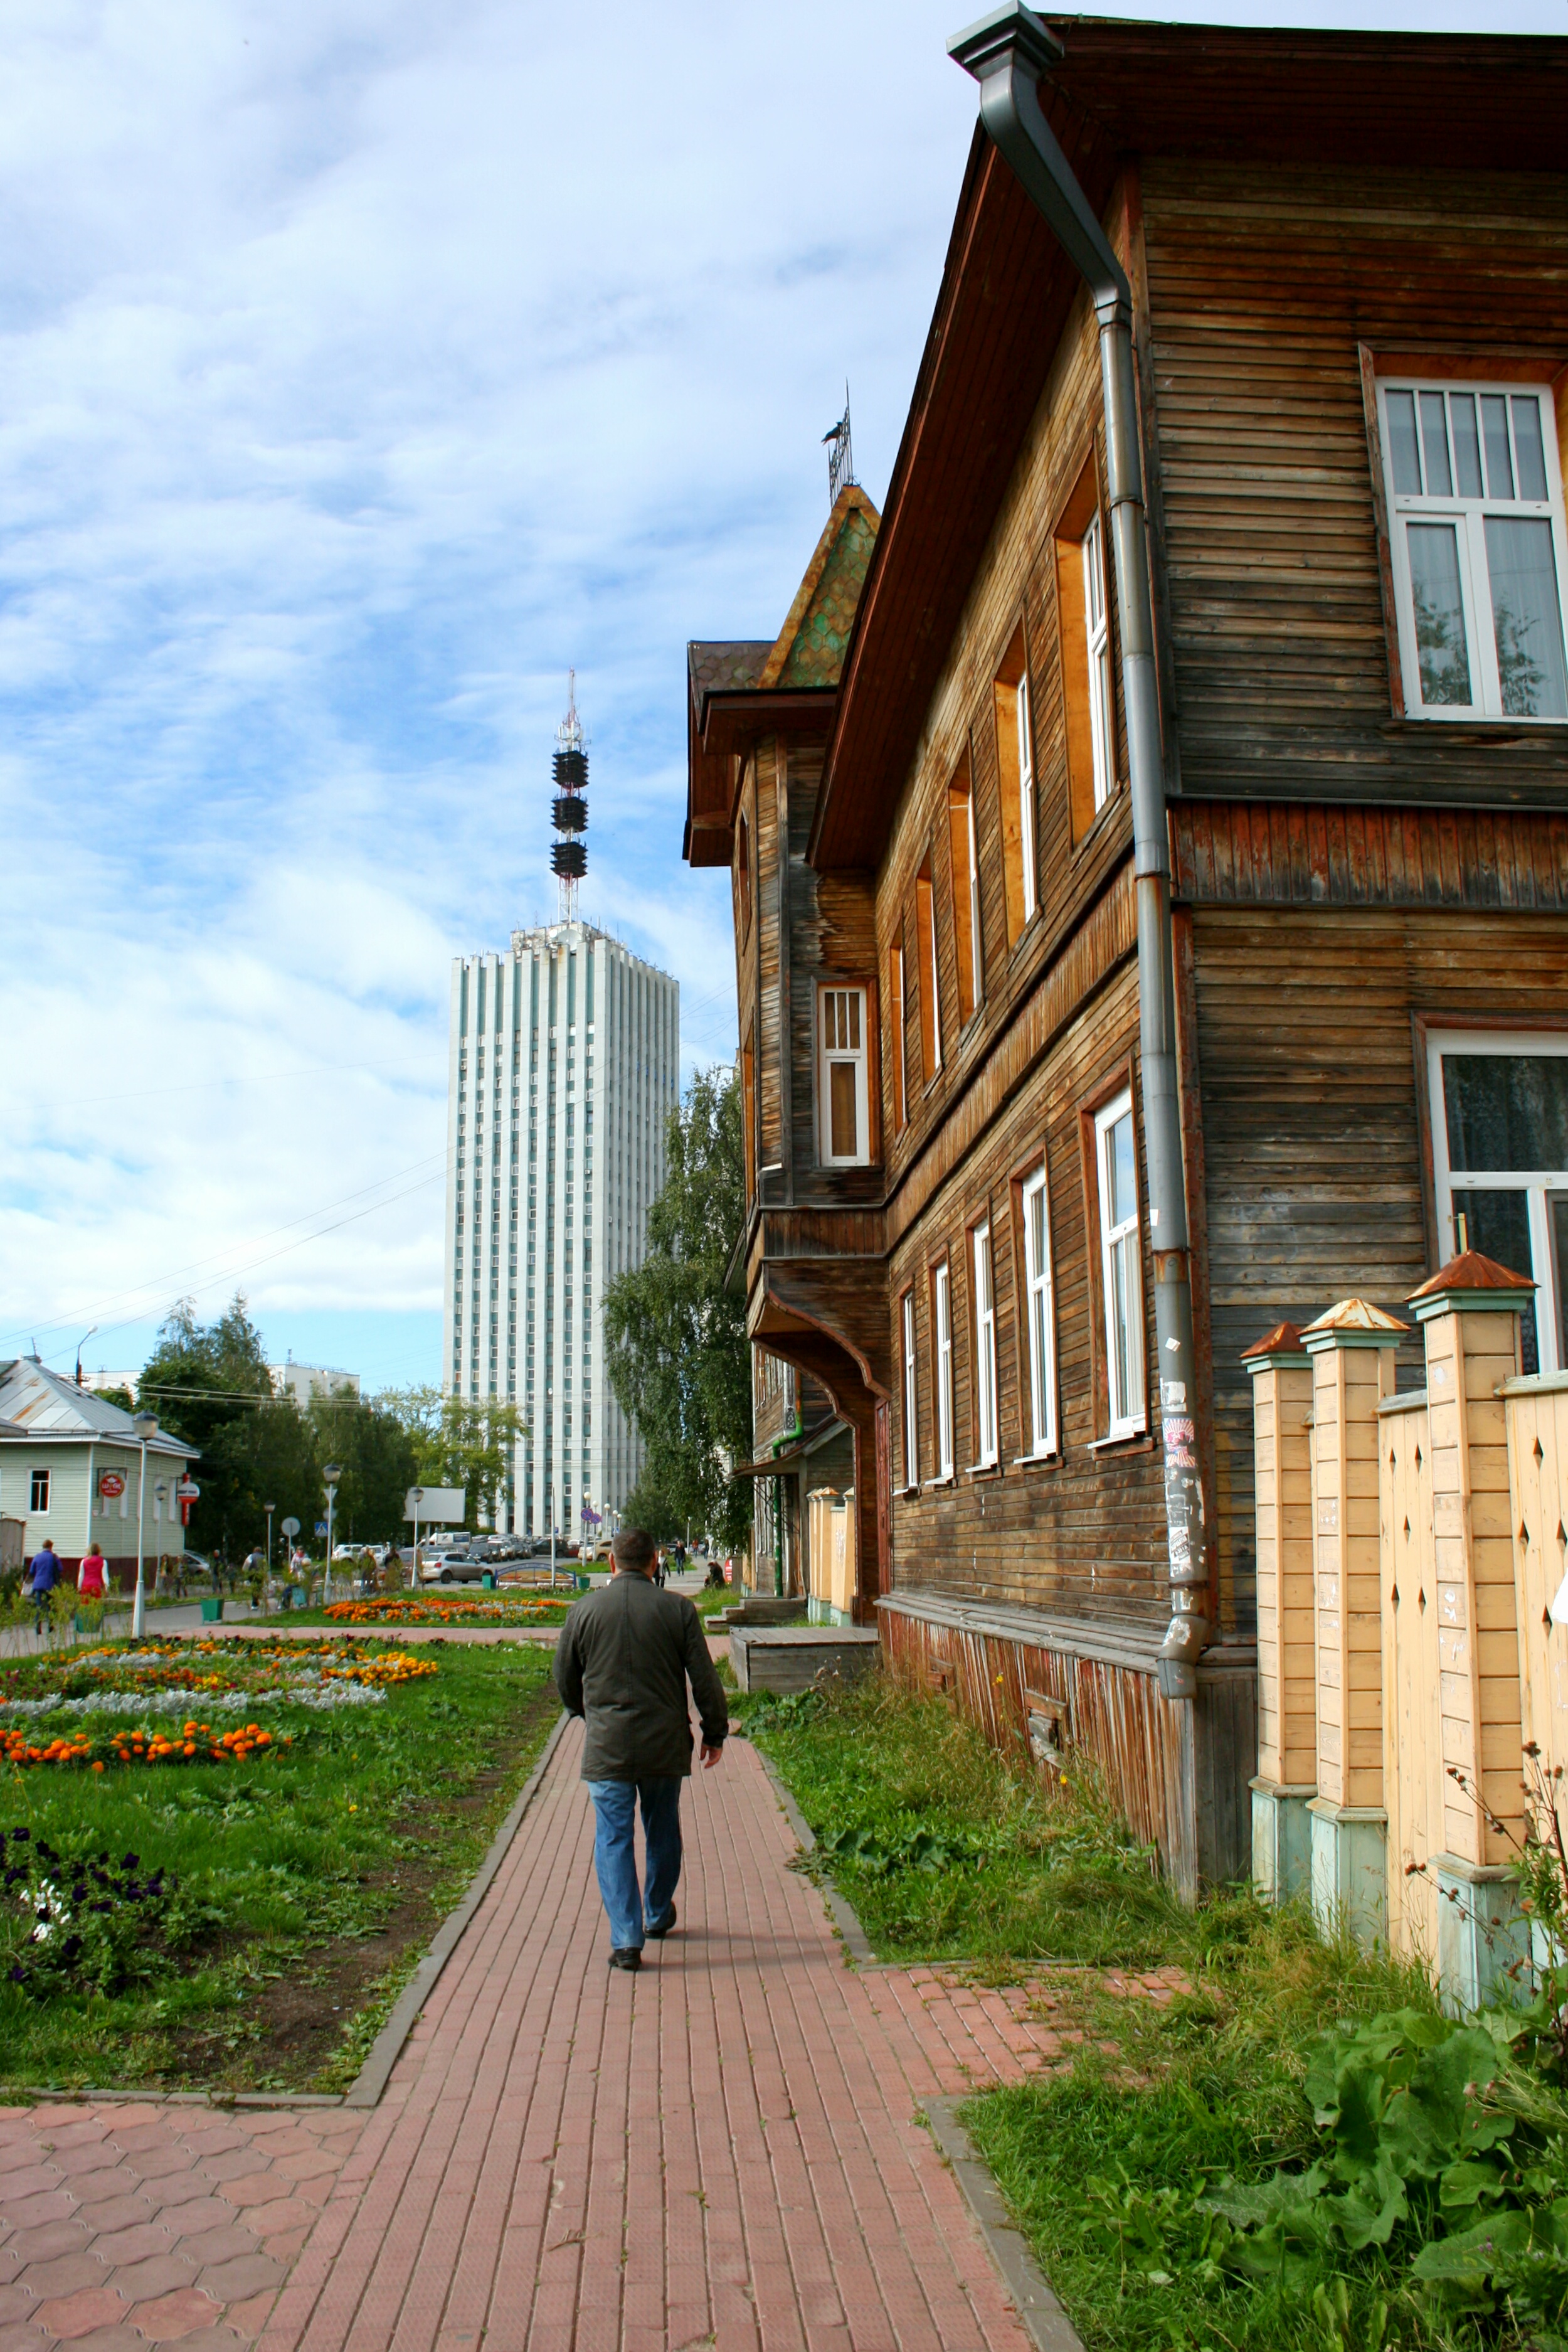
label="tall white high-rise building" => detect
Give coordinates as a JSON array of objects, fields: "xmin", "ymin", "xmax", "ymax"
[{"xmin": 442, "ymin": 920, "xmax": 679, "ymax": 1539}]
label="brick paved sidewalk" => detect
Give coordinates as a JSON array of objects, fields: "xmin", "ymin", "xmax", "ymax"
[{"xmin": 2, "ymin": 1723, "xmax": 1064, "ymax": 2352}]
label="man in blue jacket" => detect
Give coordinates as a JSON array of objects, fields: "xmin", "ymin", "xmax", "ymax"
[
  {"xmin": 26, "ymin": 1538, "xmax": 60, "ymax": 1636},
  {"xmin": 553, "ymin": 1525, "xmax": 728, "ymax": 1972}
]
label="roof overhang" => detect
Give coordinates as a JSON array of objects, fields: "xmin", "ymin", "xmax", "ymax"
[{"xmin": 810, "ymin": 15, "xmax": 1568, "ymax": 875}]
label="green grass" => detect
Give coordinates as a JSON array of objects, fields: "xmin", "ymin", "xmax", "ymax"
[
  {"xmin": 746, "ymin": 1670, "xmax": 1515, "ymax": 2349},
  {"xmin": 0, "ymin": 1636, "xmax": 558, "ymax": 2094},
  {"xmin": 742, "ymin": 1673, "xmax": 1186, "ymax": 1966}
]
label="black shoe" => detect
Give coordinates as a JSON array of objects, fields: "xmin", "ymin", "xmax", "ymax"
[
  {"xmin": 646, "ymin": 1906, "xmax": 677, "ymax": 1940},
  {"xmin": 608, "ymin": 1947, "xmax": 642, "ymax": 1971}
]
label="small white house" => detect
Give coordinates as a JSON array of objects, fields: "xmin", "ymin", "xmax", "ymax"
[{"xmin": 0, "ymin": 1359, "xmax": 198, "ymax": 1590}]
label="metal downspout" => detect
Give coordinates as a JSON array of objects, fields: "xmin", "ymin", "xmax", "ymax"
[{"xmin": 950, "ymin": 1, "xmax": 1211, "ymax": 1702}]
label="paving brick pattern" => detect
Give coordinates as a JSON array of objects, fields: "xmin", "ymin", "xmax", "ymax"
[
  {"xmin": 4, "ymin": 1723, "xmax": 1084, "ymax": 2351},
  {"xmin": 0, "ymin": 2106, "xmax": 364, "ymax": 2352}
]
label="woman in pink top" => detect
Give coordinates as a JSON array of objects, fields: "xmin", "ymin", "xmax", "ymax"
[{"xmin": 77, "ymin": 1544, "xmax": 108, "ymax": 1599}]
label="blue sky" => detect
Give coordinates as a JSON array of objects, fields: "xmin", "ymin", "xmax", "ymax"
[{"xmin": 1, "ymin": 0, "xmax": 1557, "ymax": 1397}]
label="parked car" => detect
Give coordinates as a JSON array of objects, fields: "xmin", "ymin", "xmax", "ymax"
[{"xmin": 418, "ymin": 1550, "xmax": 490, "ymax": 1586}]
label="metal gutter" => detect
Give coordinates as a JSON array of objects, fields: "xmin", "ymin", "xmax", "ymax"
[{"xmin": 950, "ymin": 1, "xmax": 1210, "ymax": 1702}]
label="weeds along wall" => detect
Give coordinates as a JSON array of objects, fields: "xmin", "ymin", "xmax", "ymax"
[{"xmin": 1248, "ymin": 1251, "xmax": 1568, "ymax": 2010}]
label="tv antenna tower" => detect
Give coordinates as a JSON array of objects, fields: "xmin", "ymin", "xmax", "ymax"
[{"xmin": 550, "ymin": 672, "xmax": 588, "ymax": 922}]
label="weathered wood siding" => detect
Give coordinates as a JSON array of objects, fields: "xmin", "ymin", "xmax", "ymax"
[{"xmin": 1141, "ymin": 157, "xmax": 1568, "ymax": 806}]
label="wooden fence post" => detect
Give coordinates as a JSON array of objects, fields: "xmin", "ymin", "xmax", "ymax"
[
  {"xmin": 1243, "ymin": 1323, "xmax": 1315, "ymax": 1900},
  {"xmin": 1302, "ymin": 1298, "xmax": 1407, "ymax": 1945},
  {"xmin": 1407, "ymin": 1251, "xmax": 1533, "ymax": 2010}
]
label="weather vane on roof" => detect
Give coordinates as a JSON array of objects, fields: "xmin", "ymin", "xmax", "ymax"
[{"xmin": 822, "ymin": 383, "xmax": 854, "ymax": 506}]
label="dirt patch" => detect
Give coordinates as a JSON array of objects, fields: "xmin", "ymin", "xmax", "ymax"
[{"xmin": 172, "ymin": 1683, "xmax": 559, "ymax": 2092}]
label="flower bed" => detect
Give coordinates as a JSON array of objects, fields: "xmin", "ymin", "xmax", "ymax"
[
  {"xmin": 2, "ymin": 1718, "xmax": 292, "ymax": 1770},
  {"xmin": 0, "ymin": 1637, "xmax": 438, "ymax": 1726},
  {"xmin": 322, "ymin": 1597, "xmax": 568, "ymax": 1628}
]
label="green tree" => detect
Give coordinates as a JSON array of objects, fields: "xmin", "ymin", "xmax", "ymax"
[
  {"xmin": 378, "ymin": 1388, "xmax": 527, "ymax": 1531},
  {"xmin": 308, "ymin": 1392, "xmax": 419, "ymax": 1543},
  {"xmin": 603, "ymin": 1068, "xmax": 753, "ymax": 1551},
  {"xmin": 139, "ymin": 1296, "xmax": 277, "ymax": 1561},
  {"xmin": 211, "ymin": 1398, "xmax": 320, "ymax": 1563}
]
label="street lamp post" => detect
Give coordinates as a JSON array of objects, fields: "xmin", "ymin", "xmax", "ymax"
[
  {"xmin": 323, "ymin": 1464, "xmax": 342, "ymax": 1600},
  {"xmin": 410, "ymin": 1487, "xmax": 423, "ymax": 1591},
  {"xmin": 264, "ymin": 1502, "xmax": 275, "ymax": 1585},
  {"xmin": 132, "ymin": 1410, "xmax": 157, "ymax": 1638},
  {"xmin": 75, "ymin": 1326, "xmax": 98, "ymax": 1388}
]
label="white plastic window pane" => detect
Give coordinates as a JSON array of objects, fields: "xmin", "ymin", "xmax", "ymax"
[
  {"xmin": 935, "ymin": 1266, "xmax": 954, "ymax": 1476},
  {"xmin": 967, "ymin": 794, "xmax": 982, "ymax": 1004},
  {"xmin": 1387, "ymin": 390, "xmax": 1421, "ymax": 494},
  {"xmin": 1024, "ymin": 1169, "xmax": 1054, "ymax": 1454},
  {"xmin": 973, "ymin": 1226, "xmax": 997, "ymax": 1465},
  {"xmin": 1451, "ymin": 394, "xmax": 1483, "ymax": 498},
  {"xmin": 829, "ymin": 1062, "xmax": 858, "ymax": 1158},
  {"xmin": 902, "ymin": 1294, "xmax": 918, "ymax": 1488},
  {"xmin": 848, "ymin": 992, "xmax": 861, "ymax": 1050},
  {"xmin": 1083, "ymin": 511, "xmax": 1114, "ymax": 810},
  {"xmin": 1419, "ymin": 391, "xmax": 1453, "ymax": 497},
  {"xmin": 1017, "ymin": 673, "xmax": 1037, "ymax": 920},
  {"xmin": 1483, "ymin": 516, "xmax": 1568, "ymax": 719},
  {"xmin": 1109, "ymin": 1110, "xmax": 1136, "ymax": 1228},
  {"xmin": 1407, "ymin": 523, "xmax": 1474, "ymax": 708},
  {"xmin": 1514, "ymin": 396, "xmax": 1549, "ymax": 503},
  {"xmin": 1481, "ymin": 394, "xmax": 1513, "ymax": 499}
]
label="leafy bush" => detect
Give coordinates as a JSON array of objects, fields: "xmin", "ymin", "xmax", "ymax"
[{"xmin": 0, "ymin": 1826, "xmax": 223, "ymax": 1996}]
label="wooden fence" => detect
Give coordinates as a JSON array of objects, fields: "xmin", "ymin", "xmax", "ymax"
[{"xmin": 1248, "ymin": 1250, "xmax": 1568, "ymax": 2006}]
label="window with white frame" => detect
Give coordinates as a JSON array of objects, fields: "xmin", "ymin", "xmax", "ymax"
[
  {"xmin": 1380, "ymin": 380, "xmax": 1568, "ymax": 722},
  {"xmin": 29, "ymin": 1468, "xmax": 49, "ymax": 1514},
  {"xmin": 933, "ymin": 1260, "xmax": 954, "ymax": 1479},
  {"xmin": 1022, "ymin": 1164, "xmax": 1056, "ymax": 1455},
  {"xmin": 1096, "ymin": 1092, "xmax": 1145, "ymax": 1436},
  {"xmin": 1428, "ymin": 1031, "xmax": 1568, "ymax": 1376},
  {"xmin": 1083, "ymin": 508, "xmax": 1115, "ymax": 809},
  {"xmin": 818, "ymin": 985, "xmax": 871, "ymax": 1166},
  {"xmin": 1017, "ymin": 670, "xmax": 1037, "ymax": 922},
  {"xmin": 901, "ymin": 1289, "xmax": 918, "ymax": 1489},
  {"xmin": 972, "ymin": 1223, "xmax": 999, "ymax": 1468}
]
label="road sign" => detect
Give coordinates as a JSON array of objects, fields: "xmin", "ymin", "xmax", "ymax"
[
  {"xmin": 315, "ymin": 1521, "xmax": 327, "ymax": 1538},
  {"xmin": 281, "ymin": 1517, "xmax": 300, "ymax": 1538},
  {"xmin": 98, "ymin": 1471, "xmax": 125, "ymax": 1500}
]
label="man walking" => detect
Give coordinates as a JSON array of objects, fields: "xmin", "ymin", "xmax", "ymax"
[
  {"xmin": 25, "ymin": 1538, "xmax": 60, "ymax": 1638},
  {"xmin": 553, "ymin": 1525, "xmax": 728, "ymax": 1972}
]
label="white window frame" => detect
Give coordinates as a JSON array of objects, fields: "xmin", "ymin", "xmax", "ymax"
[
  {"xmin": 1021, "ymin": 1164, "xmax": 1056, "ymax": 1457},
  {"xmin": 901, "ymin": 1289, "xmax": 918, "ymax": 1491},
  {"xmin": 964, "ymin": 785, "xmax": 983, "ymax": 1014},
  {"xmin": 29, "ymin": 1467, "xmax": 50, "ymax": 1515},
  {"xmin": 1083, "ymin": 507, "xmax": 1115, "ymax": 810},
  {"xmin": 890, "ymin": 940, "xmax": 907, "ymax": 1132},
  {"xmin": 1427, "ymin": 1027, "xmax": 1568, "ymax": 1376},
  {"xmin": 922, "ymin": 874, "xmax": 943, "ymax": 1075},
  {"xmin": 817, "ymin": 984, "xmax": 871, "ymax": 1168},
  {"xmin": 1017, "ymin": 669, "xmax": 1037, "ymax": 923},
  {"xmin": 1379, "ymin": 378, "xmax": 1568, "ymax": 724},
  {"xmin": 930, "ymin": 1261, "xmax": 955, "ymax": 1482},
  {"xmin": 971, "ymin": 1223, "xmax": 999, "ymax": 1469},
  {"xmin": 1096, "ymin": 1090, "xmax": 1145, "ymax": 1438}
]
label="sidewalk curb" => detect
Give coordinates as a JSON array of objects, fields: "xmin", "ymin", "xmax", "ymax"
[
  {"xmin": 344, "ymin": 1708, "xmax": 571, "ymax": 2106},
  {"xmin": 924, "ymin": 2095, "xmax": 1086, "ymax": 2352},
  {"xmin": 744, "ymin": 1737, "xmax": 878, "ymax": 1968}
]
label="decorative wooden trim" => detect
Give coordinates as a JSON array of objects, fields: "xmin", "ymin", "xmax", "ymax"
[
  {"xmin": 1170, "ymin": 802, "xmax": 1568, "ymax": 912},
  {"xmin": 1357, "ymin": 343, "xmax": 1406, "ymax": 721}
]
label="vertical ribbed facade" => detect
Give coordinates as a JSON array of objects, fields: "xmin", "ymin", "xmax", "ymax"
[{"xmin": 442, "ymin": 920, "xmax": 680, "ymax": 1539}]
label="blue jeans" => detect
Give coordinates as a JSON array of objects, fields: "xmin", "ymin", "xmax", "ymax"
[{"xmin": 586, "ymin": 1777, "xmax": 683, "ymax": 1950}]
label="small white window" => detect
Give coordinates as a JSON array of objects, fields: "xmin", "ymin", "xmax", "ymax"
[
  {"xmin": 29, "ymin": 1467, "xmax": 49, "ymax": 1514},
  {"xmin": 972, "ymin": 1224, "xmax": 999, "ymax": 1468},
  {"xmin": 933, "ymin": 1262, "xmax": 954, "ymax": 1479},
  {"xmin": 1083, "ymin": 508, "xmax": 1115, "ymax": 810},
  {"xmin": 901, "ymin": 1290, "xmax": 918, "ymax": 1490},
  {"xmin": 1017, "ymin": 670, "xmax": 1037, "ymax": 922},
  {"xmin": 1428, "ymin": 1030, "xmax": 1568, "ymax": 1376},
  {"xmin": 1022, "ymin": 1166, "xmax": 1056, "ymax": 1455},
  {"xmin": 1380, "ymin": 381, "xmax": 1568, "ymax": 722},
  {"xmin": 1096, "ymin": 1092, "xmax": 1145, "ymax": 1437},
  {"xmin": 818, "ymin": 986, "xmax": 871, "ymax": 1167}
]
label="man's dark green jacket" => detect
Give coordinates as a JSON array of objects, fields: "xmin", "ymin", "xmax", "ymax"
[{"xmin": 553, "ymin": 1573, "xmax": 729, "ymax": 1781}]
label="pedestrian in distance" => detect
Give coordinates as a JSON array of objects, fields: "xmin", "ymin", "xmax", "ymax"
[
  {"xmin": 24, "ymin": 1538, "xmax": 60, "ymax": 1637},
  {"xmin": 652, "ymin": 1546, "xmax": 667, "ymax": 1589},
  {"xmin": 552, "ymin": 1524, "xmax": 728, "ymax": 1972},
  {"xmin": 77, "ymin": 1541, "xmax": 107, "ymax": 1602}
]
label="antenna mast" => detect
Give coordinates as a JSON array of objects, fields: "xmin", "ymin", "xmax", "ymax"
[
  {"xmin": 550, "ymin": 671, "xmax": 588, "ymax": 923},
  {"xmin": 822, "ymin": 383, "xmax": 855, "ymax": 506}
]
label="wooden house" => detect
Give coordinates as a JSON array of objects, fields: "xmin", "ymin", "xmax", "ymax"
[{"xmin": 684, "ymin": 13, "xmax": 1568, "ymax": 1890}]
